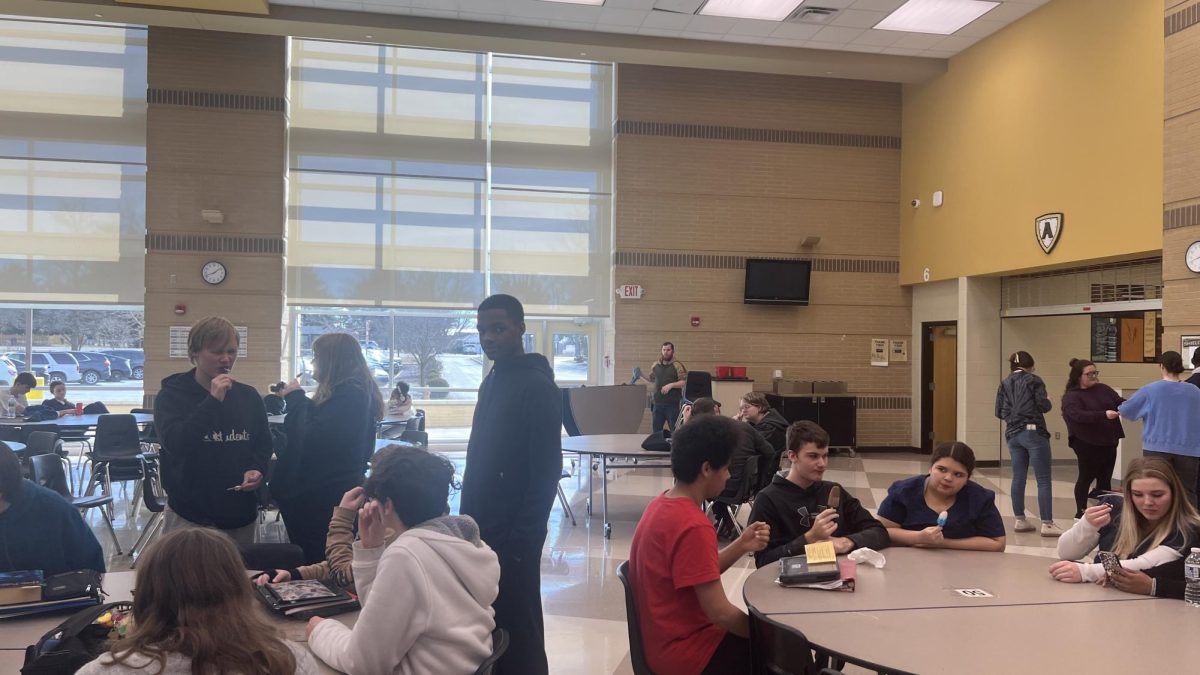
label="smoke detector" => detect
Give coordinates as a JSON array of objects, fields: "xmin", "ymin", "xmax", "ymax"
[{"xmin": 792, "ymin": 7, "xmax": 840, "ymax": 24}]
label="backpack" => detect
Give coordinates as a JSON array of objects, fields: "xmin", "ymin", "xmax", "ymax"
[
  {"xmin": 22, "ymin": 405, "xmax": 58, "ymax": 422},
  {"xmin": 22, "ymin": 600, "xmax": 132, "ymax": 675}
]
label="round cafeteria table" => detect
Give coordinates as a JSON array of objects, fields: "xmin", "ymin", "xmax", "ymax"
[
  {"xmin": 743, "ymin": 548, "xmax": 1188, "ymax": 674},
  {"xmin": 560, "ymin": 433, "xmax": 672, "ymax": 539}
]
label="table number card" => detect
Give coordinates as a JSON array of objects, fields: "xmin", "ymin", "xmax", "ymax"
[
  {"xmin": 804, "ymin": 541, "xmax": 837, "ymax": 565},
  {"xmin": 954, "ymin": 588, "xmax": 994, "ymax": 598}
]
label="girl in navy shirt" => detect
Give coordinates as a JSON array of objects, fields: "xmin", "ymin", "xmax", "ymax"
[{"xmin": 877, "ymin": 442, "xmax": 1007, "ymax": 552}]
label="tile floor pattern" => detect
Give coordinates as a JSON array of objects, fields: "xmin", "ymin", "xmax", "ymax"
[{"xmin": 85, "ymin": 451, "xmax": 1090, "ymax": 675}]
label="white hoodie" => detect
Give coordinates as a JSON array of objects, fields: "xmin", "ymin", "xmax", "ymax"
[{"xmin": 308, "ymin": 515, "xmax": 500, "ymax": 675}]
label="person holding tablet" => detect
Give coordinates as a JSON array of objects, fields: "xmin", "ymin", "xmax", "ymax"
[{"xmin": 877, "ymin": 441, "xmax": 1006, "ymax": 552}]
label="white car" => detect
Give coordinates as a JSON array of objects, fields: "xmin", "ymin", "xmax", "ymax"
[
  {"xmin": 4, "ymin": 351, "xmax": 84, "ymax": 383},
  {"xmin": 0, "ymin": 357, "xmax": 16, "ymax": 386}
]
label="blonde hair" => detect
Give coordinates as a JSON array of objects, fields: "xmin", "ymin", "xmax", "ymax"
[
  {"xmin": 187, "ymin": 316, "xmax": 238, "ymax": 364},
  {"xmin": 1112, "ymin": 457, "xmax": 1200, "ymax": 558},
  {"xmin": 311, "ymin": 333, "xmax": 384, "ymax": 420},
  {"xmin": 108, "ymin": 528, "xmax": 297, "ymax": 674},
  {"xmin": 740, "ymin": 391, "xmax": 770, "ymax": 411}
]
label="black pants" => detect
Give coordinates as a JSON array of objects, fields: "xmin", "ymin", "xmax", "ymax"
[
  {"xmin": 277, "ymin": 486, "xmax": 348, "ymax": 564},
  {"xmin": 492, "ymin": 546, "xmax": 548, "ymax": 675},
  {"xmin": 700, "ymin": 633, "xmax": 751, "ymax": 674},
  {"xmin": 1071, "ymin": 441, "xmax": 1117, "ymax": 516},
  {"xmin": 1144, "ymin": 451, "xmax": 1200, "ymax": 508}
]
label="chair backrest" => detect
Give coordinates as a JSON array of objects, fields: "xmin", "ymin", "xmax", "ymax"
[
  {"xmin": 131, "ymin": 408, "xmax": 159, "ymax": 444},
  {"xmin": 140, "ymin": 455, "xmax": 168, "ymax": 513},
  {"xmin": 400, "ymin": 429, "xmax": 428, "ymax": 447},
  {"xmin": 29, "ymin": 453, "xmax": 73, "ymax": 500},
  {"xmin": 92, "ymin": 414, "xmax": 143, "ymax": 460},
  {"xmin": 748, "ymin": 604, "xmax": 816, "ymax": 675},
  {"xmin": 413, "ymin": 409, "xmax": 426, "ymax": 431},
  {"xmin": 683, "ymin": 370, "xmax": 713, "ymax": 402},
  {"xmin": 723, "ymin": 454, "xmax": 760, "ymax": 505},
  {"xmin": 471, "ymin": 628, "xmax": 509, "ymax": 675},
  {"xmin": 615, "ymin": 560, "xmax": 656, "ymax": 675},
  {"xmin": 237, "ymin": 543, "xmax": 305, "ymax": 571},
  {"xmin": 24, "ymin": 430, "xmax": 61, "ymax": 457}
]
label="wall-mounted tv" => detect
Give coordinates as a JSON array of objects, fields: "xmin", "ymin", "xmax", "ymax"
[{"xmin": 744, "ymin": 258, "xmax": 812, "ymax": 306}]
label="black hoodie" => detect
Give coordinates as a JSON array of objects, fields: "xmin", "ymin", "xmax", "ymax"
[
  {"xmin": 270, "ymin": 380, "xmax": 376, "ymax": 502},
  {"xmin": 754, "ymin": 408, "xmax": 790, "ymax": 457},
  {"xmin": 460, "ymin": 353, "xmax": 562, "ymax": 556},
  {"xmin": 153, "ymin": 369, "xmax": 271, "ymax": 530}
]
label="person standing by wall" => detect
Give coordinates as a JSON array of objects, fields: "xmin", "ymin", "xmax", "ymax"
[
  {"xmin": 1061, "ymin": 358, "xmax": 1124, "ymax": 519},
  {"xmin": 1119, "ymin": 350, "xmax": 1200, "ymax": 508},
  {"xmin": 153, "ymin": 316, "xmax": 271, "ymax": 544},
  {"xmin": 638, "ymin": 342, "xmax": 687, "ymax": 433},
  {"xmin": 995, "ymin": 350, "xmax": 1061, "ymax": 537},
  {"xmin": 460, "ymin": 294, "xmax": 563, "ymax": 675}
]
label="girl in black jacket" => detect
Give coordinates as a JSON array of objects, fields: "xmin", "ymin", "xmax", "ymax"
[{"xmin": 270, "ymin": 333, "xmax": 383, "ymax": 563}]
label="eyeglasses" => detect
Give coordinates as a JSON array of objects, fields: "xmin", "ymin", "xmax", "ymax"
[{"xmin": 1084, "ymin": 371, "xmax": 1100, "ymax": 378}]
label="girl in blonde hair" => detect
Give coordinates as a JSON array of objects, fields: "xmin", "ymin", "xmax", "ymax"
[
  {"xmin": 272, "ymin": 333, "xmax": 384, "ymax": 563},
  {"xmin": 78, "ymin": 528, "xmax": 317, "ymax": 674},
  {"xmin": 1050, "ymin": 456, "xmax": 1200, "ymax": 598}
]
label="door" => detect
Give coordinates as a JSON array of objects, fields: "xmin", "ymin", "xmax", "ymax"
[
  {"xmin": 539, "ymin": 321, "xmax": 598, "ymax": 385},
  {"xmin": 922, "ymin": 322, "xmax": 958, "ymax": 452}
]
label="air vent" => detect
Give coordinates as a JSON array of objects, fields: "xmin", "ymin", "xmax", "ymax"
[{"xmin": 792, "ymin": 7, "xmax": 840, "ymax": 24}]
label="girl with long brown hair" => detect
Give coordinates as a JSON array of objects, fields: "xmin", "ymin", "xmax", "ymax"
[
  {"xmin": 1061, "ymin": 358, "xmax": 1124, "ymax": 518},
  {"xmin": 271, "ymin": 333, "xmax": 384, "ymax": 563},
  {"xmin": 1050, "ymin": 457, "xmax": 1200, "ymax": 598},
  {"xmin": 78, "ymin": 527, "xmax": 317, "ymax": 674}
]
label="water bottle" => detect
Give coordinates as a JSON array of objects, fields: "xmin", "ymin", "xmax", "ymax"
[
  {"xmin": 1186, "ymin": 548, "xmax": 1200, "ymax": 607},
  {"xmin": 5, "ymin": 397, "xmax": 15, "ymax": 419}
]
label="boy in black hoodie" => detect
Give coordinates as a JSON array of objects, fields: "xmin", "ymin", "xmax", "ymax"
[
  {"xmin": 460, "ymin": 294, "xmax": 562, "ymax": 675},
  {"xmin": 749, "ymin": 420, "xmax": 889, "ymax": 568},
  {"xmin": 153, "ymin": 316, "xmax": 271, "ymax": 544}
]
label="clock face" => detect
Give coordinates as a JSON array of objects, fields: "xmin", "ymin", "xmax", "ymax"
[
  {"xmin": 1188, "ymin": 242, "xmax": 1200, "ymax": 274},
  {"xmin": 201, "ymin": 261, "xmax": 227, "ymax": 285}
]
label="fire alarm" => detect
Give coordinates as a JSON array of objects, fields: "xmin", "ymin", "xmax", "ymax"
[
  {"xmin": 174, "ymin": 304, "xmax": 186, "ymax": 315},
  {"xmin": 690, "ymin": 316, "xmax": 701, "ymax": 327}
]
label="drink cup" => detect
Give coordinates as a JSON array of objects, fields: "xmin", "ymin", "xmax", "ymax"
[{"xmin": 75, "ymin": 402, "xmax": 84, "ymax": 415}]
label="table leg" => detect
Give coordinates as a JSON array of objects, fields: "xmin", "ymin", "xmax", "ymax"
[
  {"xmin": 602, "ymin": 454, "xmax": 611, "ymax": 539},
  {"xmin": 586, "ymin": 452, "xmax": 594, "ymax": 516}
]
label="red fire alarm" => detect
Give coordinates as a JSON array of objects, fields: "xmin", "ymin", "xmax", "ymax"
[
  {"xmin": 690, "ymin": 316, "xmax": 701, "ymax": 327},
  {"xmin": 174, "ymin": 304, "xmax": 186, "ymax": 315}
]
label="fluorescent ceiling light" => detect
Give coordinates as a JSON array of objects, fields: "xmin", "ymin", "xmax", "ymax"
[
  {"xmin": 874, "ymin": 0, "xmax": 999, "ymax": 35},
  {"xmin": 537, "ymin": 0, "xmax": 606, "ymax": 5},
  {"xmin": 699, "ymin": 0, "xmax": 805, "ymax": 22}
]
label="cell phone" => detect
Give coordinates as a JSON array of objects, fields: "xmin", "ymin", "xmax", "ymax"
[
  {"xmin": 827, "ymin": 485, "xmax": 842, "ymax": 510},
  {"xmin": 227, "ymin": 485, "xmax": 243, "ymax": 492},
  {"xmin": 1098, "ymin": 551, "xmax": 1121, "ymax": 578}
]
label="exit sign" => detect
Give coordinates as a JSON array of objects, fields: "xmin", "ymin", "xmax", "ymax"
[{"xmin": 617, "ymin": 284, "xmax": 645, "ymax": 300}]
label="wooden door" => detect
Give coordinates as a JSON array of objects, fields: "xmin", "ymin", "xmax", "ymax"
[{"xmin": 931, "ymin": 325, "xmax": 957, "ymax": 448}]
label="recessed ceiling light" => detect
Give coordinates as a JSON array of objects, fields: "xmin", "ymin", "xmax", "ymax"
[
  {"xmin": 364, "ymin": 34, "xmax": 374, "ymax": 39},
  {"xmin": 699, "ymin": 0, "xmax": 804, "ymax": 22},
  {"xmin": 536, "ymin": 0, "xmax": 606, "ymax": 5},
  {"xmin": 94, "ymin": 13, "xmax": 103, "ymax": 18},
  {"xmin": 874, "ymin": 0, "xmax": 999, "ymax": 35}
]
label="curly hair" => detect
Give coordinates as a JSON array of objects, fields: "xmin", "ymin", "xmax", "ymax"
[{"xmin": 364, "ymin": 444, "xmax": 458, "ymax": 527}]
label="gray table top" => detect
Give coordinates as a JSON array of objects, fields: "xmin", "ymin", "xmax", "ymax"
[
  {"xmin": 561, "ymin": 433, "xmax": 671, "ymax": 459},
  {"xmin": 0, "ymin": 413, "xmax": 153, "ymax": 428},
  {"xmin": 743, "ymin": 548, "xmax": 1151, "ymax": 616},
  {"xmin": 779, "ymin": 598, "xmax": 1195, "ymax": 674},
  {"xmin": 0, "ymin": 441, "xmax": 25, "ymax": 453}
]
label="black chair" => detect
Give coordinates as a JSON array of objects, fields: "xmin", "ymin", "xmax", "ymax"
[
  {"xmin": 411, "ymin": 409, "xmax": 426, "ymax": 432},
  {"xmin": 683, "ymin": 370, "xmax": 713, "ymax": 403},
  {"xmin": 711, "ymin": 455, "xmax": 759, "ymax": 538},
  {"xmin": 615, "ymin": 560, "xmax": 656, "ymax": 675},
  {"xmin": 29, "ymin": 451, "xmax": 122, "ymax": 554},
  {"xmin": 238, "ymin": 543, "xmax": 305, "ymax": 572},
  {"xmin": 400, "ymin": 429, "xmax": 428, "ymax": 448},
  {"xmin": 23, "ymin": 430, "xmax": 71, "ymax": 493},
  {"xmin": 472, "ymin": 628, "xmax": 509, "ymax": 675},
  {"xmin": 749, "ymin": 604, "xmax": 818, "ymax": 675},
  {"xmin": 129, "ymin": 452, "xmax": 167, "ymax": 561},
  {"xmin": 131, "ymin": 407, "xmax": 159, "ymax": 448},
  {"xmin": 84, "ymin": 414, "xmax": 146, "ymax": 514}
]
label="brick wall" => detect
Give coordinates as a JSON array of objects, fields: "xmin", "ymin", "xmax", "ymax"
[
  {"xmin": 614, "ymin": 64, "xmax": 912, "ymax": 446},
  {"xmin": 143, "ymin": 29, "xmax": 288, "ymax": 399},
  {"xmin": 1164, "ymin": 2, "xmax": 1200, "ymax": 352}
]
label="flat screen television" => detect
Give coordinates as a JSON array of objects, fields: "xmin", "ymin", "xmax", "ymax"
[{"xmin": 743, "ymin": 258, "xmax": 811, "ymax": 306}]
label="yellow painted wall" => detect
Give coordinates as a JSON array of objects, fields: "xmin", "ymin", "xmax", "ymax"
[{"xmin": 900, "ymin": 0, "xmax": 1163, "ymax": 285}]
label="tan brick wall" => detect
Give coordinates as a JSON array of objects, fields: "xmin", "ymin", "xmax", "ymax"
[
  {"xmin": 143, "ymin": 29, "xmax": 288, "ymax": 397},
  {"xmin": 615, "ymin": 64, "xmax": 911, "ymax": 446},
  {"xmin": 1164, "ymin": 5, "xmax": 1200, "ymax": 353}
]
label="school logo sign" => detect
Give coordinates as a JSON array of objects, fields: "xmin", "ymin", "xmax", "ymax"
[{"xmin": 1035, "ymin": 213, "xmax": 1063, "ymax": 254}]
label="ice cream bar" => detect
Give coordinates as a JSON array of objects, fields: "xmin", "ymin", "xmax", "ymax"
[{"xmin": 937, "ymin": 510, "xmax": 948, "ymax": 527}]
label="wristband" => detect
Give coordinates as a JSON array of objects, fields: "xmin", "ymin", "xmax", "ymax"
[{"xmin": 1150, "ymin": 578, "xmax": 1157, "ymax": 597}]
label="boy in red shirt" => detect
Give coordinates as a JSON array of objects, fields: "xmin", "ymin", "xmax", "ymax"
[{"xmin": 628, "ymin": 414, "xmax": 771, "ymax": 675}]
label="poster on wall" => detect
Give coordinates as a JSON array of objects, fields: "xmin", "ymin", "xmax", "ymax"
[
  {"xmin": 1183, "ymin": 336, "xmax": 1200, "ymax": 369},
  {"xmin": 169, "ymin": 325, "xmax": 248, "ymax": 358},
  {"xmin": 890, "ymin": 339, "xmax": 908, "ymax": 362},
  {"xmin": 870, "ymin": 338, "xmax": 889, "ymax": 367}
]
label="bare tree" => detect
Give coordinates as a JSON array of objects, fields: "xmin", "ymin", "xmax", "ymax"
[{"xmin": 394, "ymin": 317, "xmax": 461, "ymax": 386}]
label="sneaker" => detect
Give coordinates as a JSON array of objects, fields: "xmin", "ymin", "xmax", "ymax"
[
  {"xmin": 1013, "ymin": 518, "xmax": 1035, "ymax": 533},
  {"xmin": 1040, "ymin": 522, "xmax": 1064, "ymax": 537}
]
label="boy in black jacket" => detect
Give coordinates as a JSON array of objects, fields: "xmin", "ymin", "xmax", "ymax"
[
  {"xmin": 749, "ymin": 421, "xmax": 889, "ymax": 568},
  {"xmin": 153, "ymin": 316, "xmax": 271, "ymax": 545},
  {"xmin": 460, "ymin": 294, "xmax": 562, "ymax": 675}
]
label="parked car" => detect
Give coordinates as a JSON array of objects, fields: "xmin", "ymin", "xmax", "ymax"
[
  {"xmin": 105, "ymin": 354, "xmax": 133, "ymax": 381},
  {"xmin": 99, "ymin": 349, "xmax": 144, "ymax": 380},
  {"xmin": 0, "ymin": 357, "xmax": 16, "ymax": 387},
  {"xmin": 4, "ymin": 352, "xmax": 83, "ymax": 383},
  {"xmin": 449, "ymin": 335, "xmax": 481, "ymax": 354},
  {"xmin": 69, "ymin": 351, "xmax": 113, "ymax": 385}
]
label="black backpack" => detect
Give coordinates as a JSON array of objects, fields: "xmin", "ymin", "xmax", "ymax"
[
  {"xmin": 22, "ymin": 405, "xmax": 57, "ymax": 422},
  {"xmin": 22, "ymin": 601, "xmax": 131, "ymax": 675}
]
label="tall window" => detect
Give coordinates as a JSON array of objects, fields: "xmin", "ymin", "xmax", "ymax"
[{"xmin": 288, "ymin": 40, "xmax": 613, "ymax": 316}]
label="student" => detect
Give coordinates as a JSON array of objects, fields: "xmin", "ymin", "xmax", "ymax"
[
  {"xmin": 735, "ymin": 391, "xmax": 789, "ymax": 463},
  {"xmin": 749, "ymin": 421, "xmax": 889, "ymax": 567},
  {"xmin": 995, "ymin": 350, "xmax": 1061, "ymax": 536},
  {"xmin": 1060, "ymin": 359, "xmax": 1124, "ymax": 518},
  {"xmin": 153, "ymin": 316, "xmax": 271, "ymax": 544},
  {"xmin": 307, "ymin": 446, "xmax": 500, "ymax": 675},
  {"xmin": 0, "ymin": 371, "xmax": 36, "ymax": 417},
  {"xmin": 685, "ymin": 398, "xmax": 774, "ymax": 537},
  {"xmin": 0, "ymin": 443, "xmax": 105, "ymax": 575},
  {"xmin": 263, "ymin": 381, "xmax": 287, "ymax": 416},
  {"xmin": 272, "ymin": 332, "xmax": 383, "ymax": 564},
  {"xmin": 1050, "ymin": 457, "xmax": 1200, "ymax": 599},
  {"xmin": 78, "ymin": 528, "xmax": 317, "ymax": 675},
  {"xmin": 877, "ymin": 441, "xmax": 1006, "ymax": 552},
  {"xmin": 1119, "ymin": 350, "xmax": 1200, "ymax": 508},
  {"xmin": 388, "ymin": 381, "xmax": 415, "ymax": 420},
  {"xmin": 628, "ymin": 414, "xmax": 770, "ymax": 675},
  {"xmin": 41, "ymin": 380, "xmax": 79, "ymax": 417}
]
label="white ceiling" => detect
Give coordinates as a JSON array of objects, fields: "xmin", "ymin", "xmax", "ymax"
[{"xmin": 269, "ymin": 0, "xmax": 1051, "ymax": 59}]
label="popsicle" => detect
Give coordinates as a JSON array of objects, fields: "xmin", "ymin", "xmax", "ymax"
[{"xmin": 936, "ymin": 510, "xmax": 948, "ymax": 527}]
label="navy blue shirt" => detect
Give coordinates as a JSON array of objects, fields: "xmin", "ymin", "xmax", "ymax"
[
  {"xmin": 0, "ymin": 479, "xmax": 105, "ymax": 575},
  {"xmin": 877, "ymin": 475, "xmax": 1005, "ymax": 540}
]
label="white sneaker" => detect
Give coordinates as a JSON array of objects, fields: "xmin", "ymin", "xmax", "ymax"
[
  {"xmin": 1013, "ymin": 518, "xmax": 1035, "ymax": 533},
  {"xmin": 1040, "ymin": 522, "xmax": 1064, "ymax": 538}
]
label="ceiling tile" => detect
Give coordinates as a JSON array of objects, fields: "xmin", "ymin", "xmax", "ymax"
[
  {"xmin": 891, "ymin": 31, "xmax": 947, "ymax": 49},
  {"xmin": 803, "ymin": 0, "xmax": 855, "ymax": 8},
  {"xmin": 830, "ymin": 9, "xmax": 889, "ymax": 29},
  {"xmin": 637, "ymin": 26, "xmax": 684, "ymax": 37},
  {"xmin": 602, "ymin": 0, "xmax": 652, "ymax": 8},
  {"xmin": 596, "ymin": 6, "xmax": 646, "ymax": 26},
  {"xmin": 771, "ymin": 22, "xmax": 823, "ymax": 39},
  {"xmin": 640, "ymin": 9, "xmax": 692, "ymax": 29},
  {"xmin": 934, "ymin": 34, "xmax": 977, "ymax": 51},
  {"xmin": 811, "ymin": 25, "xmax": 865, "ymax": 43},
  {"xmin": 881, "ymin": 46, "xmax": 926, "ymax": 56},
  {"xmin": 506, "ymin": 1, "xmax": 559, "ymax": 18},
  {"xmin": 505, "ymin": 16, "xmax": 553, "ymax": 26},
  {"xmin": 727, "ymin": 18, "xmax": 780, "ymax": 36},
  {"xmin": 844, "ymin": 43, "xmax": 885, "ymax": 53},
  {"xmin": 922, "ymin": 49, "xmax": 957, "ymax": 58},
  {"xmin": 408, "ymin": 0, "xmax": 444, "ymax": 9},
  {"xmin": 849, "ymin": 28, "xmax": 904, "ymax": 46},
  {"xmin": 458, "ymin": 12, "xmax": 507, "ymax": 23},
  {"xmin": 952, "ymin": 19, "xmax": 1004, "ymax": 38},
  {"xmin": 550, "ymin": 19, "xmax": 598, "ymax": 30},
  {"xmin": 410, "ymin": 8, "xmax": 458, "ymax": 18},
  {"xmin": 548, "ymin": 2, "xmax": 604, "ymax": 21},
  {"xmin": 685, "ymin": 14, "xmax": 738, "ymax": 34},
  {"xmin": 980, "ymin": 2, "xmax": 1038, "ymax": 22},
  {"xmin": 848, "ymin": 0, "xmax": 905, "ymax": 11}
]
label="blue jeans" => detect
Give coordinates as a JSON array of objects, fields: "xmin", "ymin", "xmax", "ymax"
[
  {"xmin": 1008, "ymin": 429, "xmax": 1054, "ymax": 522},
  {"xmin": 652, "ymin": 399, "xmax": 680, "ymax": 433}
]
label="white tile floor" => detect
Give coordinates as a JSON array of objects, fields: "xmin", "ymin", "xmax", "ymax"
[{"xmin": 87, "ymin": 450, "xmax": 1088, "ymax": 675}]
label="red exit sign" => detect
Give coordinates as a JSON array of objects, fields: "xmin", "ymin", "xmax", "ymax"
[{"xmin": 617, "ymin": 284, "xmax": 644, "ymax": 299}]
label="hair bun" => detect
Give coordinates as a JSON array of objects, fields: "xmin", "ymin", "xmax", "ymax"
[{"xmin": 1068, "ymin": 359, "xmax": 1080, "ymax": 367}]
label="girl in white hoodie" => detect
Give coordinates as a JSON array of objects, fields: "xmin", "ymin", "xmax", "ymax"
[{"xmin": 306, "ymin": 445, "xmax": 501, "ymax": 675}]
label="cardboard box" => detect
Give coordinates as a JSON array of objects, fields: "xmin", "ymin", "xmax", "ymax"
[
  {"xmin": 0, "ymin": 585, "xmax": 42, "ymax": 606},
  {"xmin": 775, "ymin": 380, "xmax": 813, "ymax": 395}
]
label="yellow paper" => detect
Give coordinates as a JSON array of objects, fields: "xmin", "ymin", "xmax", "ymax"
[{"xmin": 804, "ymin": 540, "xmax": 836, "ymax": 564}]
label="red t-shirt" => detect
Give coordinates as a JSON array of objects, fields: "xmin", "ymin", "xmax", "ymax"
[{"xmin": 628, "ymin": 493, "xmax": 725, "ymax": 675}]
